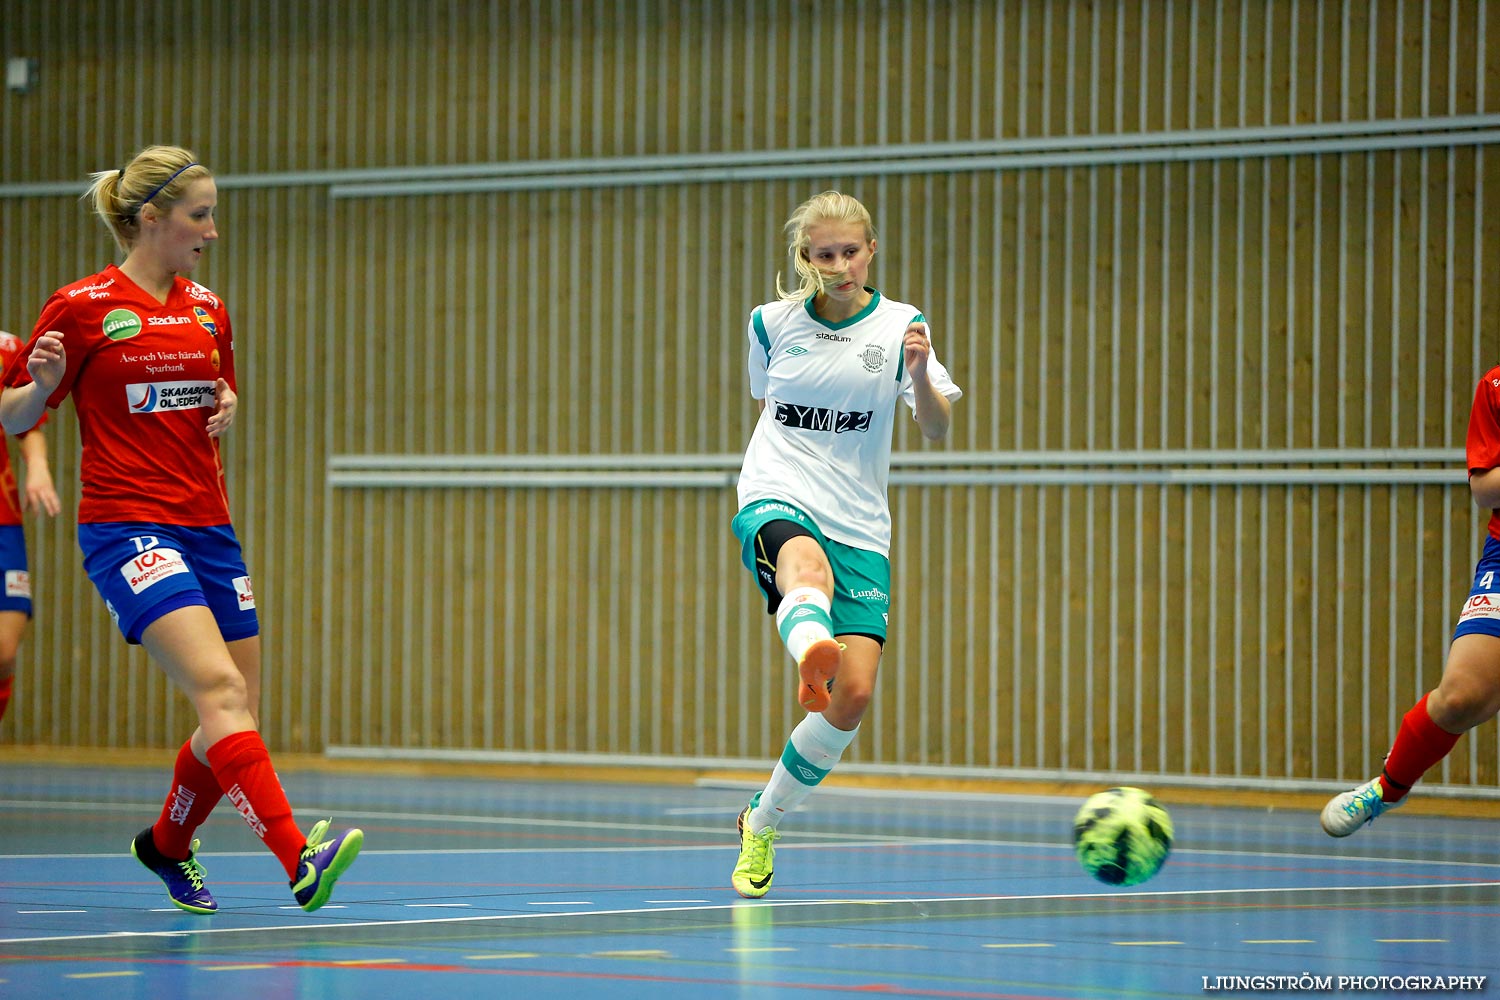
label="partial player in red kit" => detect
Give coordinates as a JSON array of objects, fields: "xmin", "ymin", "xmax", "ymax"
[
  {"xmin": 0, "ymin": 145, "xmax": 363, "ymax": 912},
  {"xmin": 1322, "ymin": 365, "xmax": 1500, "ymax": 835},
  {"xmin": 0, "ymin": 329, "xmax": 60, "ymax": 728}
]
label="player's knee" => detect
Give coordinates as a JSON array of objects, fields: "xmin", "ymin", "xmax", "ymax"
[
  {"xmin": 192, "ymin": 664, "xmax": 250, "ymax": 716},
  {"xmin": 831, "ymin": 677, "xmax": 874, "ymax": 719},
  {"xmin": 781, "ymin": 559, "xmax": 831, "ymax": 595},
  {"xmin": 1433, "ymin": 676, "xmax": 1500, "ymax": 731},
  {"xmin": 0, "ymin": 653, "xmax": 14, "ymax": 683}
]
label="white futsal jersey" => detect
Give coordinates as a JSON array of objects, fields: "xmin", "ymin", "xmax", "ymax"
[{"xmin": 736, "ymin": 290, "xmax": 963, "ymax": 557}]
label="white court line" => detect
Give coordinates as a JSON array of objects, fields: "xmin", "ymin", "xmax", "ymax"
[
  {"xmin": 0, "ymin": 799, "xmax": 938, "ymax": 846},
  {"xmin": 16, "ymin": 909, "xmax": 87, "ymax": 914},
  {"xmin": 1, "ymin": 880, "xmax": 1496, "ymax": 946},
  {"xmin": 4, "ymin": 799, "xmax": 1499, "ymax": 871},
  {"xmin": 4, "ymin": 836, "xmax": 1499, "ymax": 871}
]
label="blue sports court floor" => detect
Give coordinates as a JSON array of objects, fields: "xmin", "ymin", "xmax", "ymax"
[{"xmin": 1, "ymin": 759, "xmax": 1497, "ymax": 998}]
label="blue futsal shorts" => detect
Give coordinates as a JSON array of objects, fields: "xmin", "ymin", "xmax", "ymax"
[
  {"xmin": 78, "ymin": 522, "xmax": 259, "ymax": 645},
  {"xmin": 0, "ymin": 524, "xmax": 32, "ymax": 617},
  {"xmin": 1453, "ymin": 535, "xmax": 1500, "ymax": 642}
]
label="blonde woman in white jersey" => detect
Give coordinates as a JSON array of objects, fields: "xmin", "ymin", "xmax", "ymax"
[{"xmin": 730, "ymin": 191, "xmax": 963, "ymax": 898}]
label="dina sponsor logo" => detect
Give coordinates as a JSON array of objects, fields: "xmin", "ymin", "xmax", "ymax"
[{"xmin": 102, "ymin": 308, "xmax": 142, "ymax": 341}]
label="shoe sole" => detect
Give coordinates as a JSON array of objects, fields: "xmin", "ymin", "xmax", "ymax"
[
  {"xmin": 130, "ymin": 836, "xmax": 217, "ymax": 915},
  {"xmin": 733, "ymin": 808, "xmax": 772, "ymax": 899},
  {"xmin": 299, "ymin": 829, "xmax": 365, "ymax": 913},
  {"xmin": 797, "ymin": 639, "xmax": 841, "ymax": 712}
]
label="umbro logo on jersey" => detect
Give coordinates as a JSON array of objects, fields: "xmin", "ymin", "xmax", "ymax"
[
  {"xmin": 775, "ymin": 402, "xmax": 873, "ymax": 434},
  {"xmin": 786, "ymin": 346, "xmax": 808, "ymax": 356}
]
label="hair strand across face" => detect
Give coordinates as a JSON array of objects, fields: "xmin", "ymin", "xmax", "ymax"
[{"xmin": 776, "ymin": 190, "xmax": 877, "ymax": 302}]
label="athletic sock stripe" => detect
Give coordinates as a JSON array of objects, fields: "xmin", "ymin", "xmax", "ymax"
[{"xmin": 779, "ymin": 742, "xmax": 830, "ymax": 786}]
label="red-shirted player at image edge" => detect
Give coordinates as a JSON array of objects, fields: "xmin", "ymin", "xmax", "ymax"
[
  {"xmin": 1321, "ymin": 365, "xmax": 1500, "ymax": 835},
  {"xmin": 0, "ymin": 329, "xmax": 61, "ymax": 728},
  {"xmin": 0, "ymin": 145, "xmax": 362, "ymax": 913}
]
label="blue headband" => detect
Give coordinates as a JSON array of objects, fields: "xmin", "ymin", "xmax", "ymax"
[{"xmin": 137, "ymin": 161, "xmax": 199, "ymax": 210}]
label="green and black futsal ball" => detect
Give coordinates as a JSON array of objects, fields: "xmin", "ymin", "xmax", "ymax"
[{"xmin": 1072, "ymin": 786, "xmax": 1174, "ymax": 886}]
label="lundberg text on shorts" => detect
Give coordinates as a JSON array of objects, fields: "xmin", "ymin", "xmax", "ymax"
[{"xmin": 1202, "ymin": 974, "xmax": 1487, "ymax": 992}]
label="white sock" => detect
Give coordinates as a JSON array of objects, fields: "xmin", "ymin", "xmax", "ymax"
[
  {"xmin": 749, "ymin": 712, "xmax": 859, "ymax": 831},
  {"xmin": 775, "ymin": 586, "xmax": 834, "ymax": 663}
]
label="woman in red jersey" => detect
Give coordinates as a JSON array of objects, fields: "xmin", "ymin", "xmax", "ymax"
[
  {"xmin": 1321, "ymin": 365, "xmax": 1500, "ymax": 835},
  {"xmin": 0, "ymin": 328, "xmax": 59, "ymax": 728},
  {"xmin": 0, "ymin": 145, "xmax": 362, "ymax": 913}
]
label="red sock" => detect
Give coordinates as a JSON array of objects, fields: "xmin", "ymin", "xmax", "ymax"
[
  {"xmin": 205, "ymin": 730, "xmax": 306, "ymax": 878},
  {"xmin": 1379, "ymin": 693, "xmax": 1462, "ymax": 802},
  {"xmin": 151, "ymin": 739, "xmax": 224, "ymax": 860},
  {"xmin": 0, "ymin": 675, "xmax": 11, "ymax": 724}
]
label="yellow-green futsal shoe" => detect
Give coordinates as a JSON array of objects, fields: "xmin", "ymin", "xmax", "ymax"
[{"xmin": 733, "ymin": 803, "xmax": 779, "ymax": 898}]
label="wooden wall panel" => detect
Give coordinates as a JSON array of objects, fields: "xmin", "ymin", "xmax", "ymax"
[{"xmin": 2, "ymin": 0, "xmax": 1498, "ymax": 793}]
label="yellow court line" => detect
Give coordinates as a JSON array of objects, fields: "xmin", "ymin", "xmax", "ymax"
[
  {"xmin": 983, "ymin": 943, "xmax": 1056, "ymax": 949},
  {"xmin": 203, "ymin": 965, "xmax": 276, "ymax": 972},
  {"xmin": 65, "ymin": 971, "xmax": 141, "ymax": 979},
  {"xmin": 1242, "ymin": 939, "xmax": 1315, "ymax": 944},
  {"xmin": 330, "ymin": 958, "xmax": 406, "ymax": 966},
  {"xmin": 1111, "ymin": 941, "xmax": 1184, "ymax": 947},
  {"xmin": 591, "ymin": 950, "xmax": 671, "ymax": 958},
  {"xmin": 1376, "ymin": 938, "xmax": 1447, "ymax": 943},
  {"xmin": 466, "ymin": 953, "xmax": 540, "ymax": 960},
  {"xmin": 726, "ymin": 947, "xmax": 796, "ymax": 953}
]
